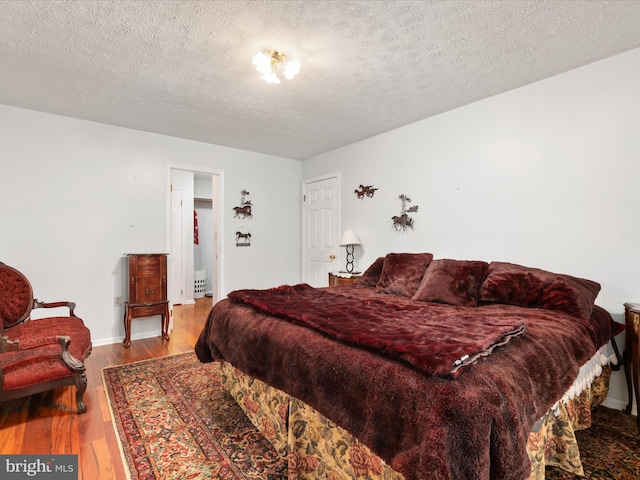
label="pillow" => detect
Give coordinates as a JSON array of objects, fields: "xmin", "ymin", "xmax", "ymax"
[
  {"xmin": 412, "ymin": 259, "xmax": 489, "ymax": 307},
  {"xmin": 376, "ymin": 253, "xmax": 433, "ymax": 297},
  {"xmin": 478, "ymin": 262, "xmax": 601, "ymax": 319},
  {"xmin": 358, "ymin": 257, "xmax": 385, "ymax": 287}
]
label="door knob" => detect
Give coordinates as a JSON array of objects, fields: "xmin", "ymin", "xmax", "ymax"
[{"xmin": 329, "ymin": 254, "xmax": 336, "ymax": 260}]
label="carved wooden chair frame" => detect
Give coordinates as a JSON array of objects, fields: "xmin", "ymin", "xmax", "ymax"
[{"xmin": 0, "ymin": 262, "xmax": 92, "ymax": 413}]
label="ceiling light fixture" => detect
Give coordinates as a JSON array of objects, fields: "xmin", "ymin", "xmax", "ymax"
[{"xmin": 252, "ymin": 50, "xmax": 300, "ymax": 84}]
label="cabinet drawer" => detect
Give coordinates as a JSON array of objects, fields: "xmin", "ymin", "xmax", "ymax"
[
  {"xmin": 134, "ymin": 255, "xmax": 161, "ymax": 277},
  {"xmin": 129, "ymin": 303, "xmax": 166, "ymax": 318}
]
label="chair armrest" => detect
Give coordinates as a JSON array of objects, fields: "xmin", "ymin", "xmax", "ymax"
[
  {"xmin": 1, "ymin": 334, "xmax": 61, "ymax": 352},
  {"xmin": 0, "ymin": 335, "xmax": 84, "ymax": 372},
  {"xmin": 33, "ymin": 299, "xmax": 77, "ymax": 317},
  {"xmin": 57, "ymin": 336, "xmax": 85, "ymax": 372},
  {"xmin": 0, "ymin": 336, "xmax": 19, "ymax": 353}
]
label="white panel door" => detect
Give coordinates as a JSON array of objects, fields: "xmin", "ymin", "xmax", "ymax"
[
  {"xmin": 170, "ymin": 189, "xmax": 185, "ymax": 304},
  {"xmin": 303, "ymin": 175, "xmax": 339, "ymax": 287}
]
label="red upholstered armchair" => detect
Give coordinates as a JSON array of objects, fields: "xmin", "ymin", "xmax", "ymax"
[{"xmin": 0, "ymin": 263, "xmax": 92, "ymax": 413}]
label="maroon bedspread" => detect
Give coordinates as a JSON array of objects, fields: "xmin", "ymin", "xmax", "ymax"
[
  {"xmin": 228, "ymin": 283, "xmax": 526, "ymax": 377},
  {"xmin": 195, "ymin": 284, "xmax": 613, "ymax": 480}
]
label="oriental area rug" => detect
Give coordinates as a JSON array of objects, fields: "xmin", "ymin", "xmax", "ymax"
[
  {"xmin": 102, "ymin": 352, "xmax": 287, "ymax": 480},
  {"xmin": 545, "ymin": 405, "xmax": 640, "ymax": 480},
  {"xmin": 103, "ymin": 352, "xmax": 639, "ymax": 480}
]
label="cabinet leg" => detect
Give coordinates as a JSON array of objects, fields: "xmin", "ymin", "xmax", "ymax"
[
  {"xmin": 123, "ymin": 305, "xmax": 131, "ymax": 348},
  {"xmin": 634, "ymin": 342, "xmax": 640, "ymax": 433},
  {"xmin": 161, "ymin": 306, "xmax": 170, "ymax": 342},
  {"xmin": 624, "ymin": 348, "xmax": 633, "ymax": 414},
  {"xmin": 161, "ymin": 316, "xmax": 170, "ymax": 342}
]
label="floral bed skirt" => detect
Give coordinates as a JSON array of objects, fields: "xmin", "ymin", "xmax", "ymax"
[{"xmin": 219, "ymin": 361, "xmax": 611, "ymax": 480}]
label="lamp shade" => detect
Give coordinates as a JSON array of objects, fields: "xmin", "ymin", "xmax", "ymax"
[{"xmin": 339, "ymin": 230, "xmax": 361, "ymax": 246}]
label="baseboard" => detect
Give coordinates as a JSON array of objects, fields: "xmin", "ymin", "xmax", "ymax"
[
  {"xmin": 92, "ymin": 336, "xmax": 122, "ymax": 347},
  {"xmin": 602, "ymin": 396, "xmax": 635, "ymax": 415},
  {"xmin": 92, "ymin": 331, "xmax": 164, "ymax": 347}
]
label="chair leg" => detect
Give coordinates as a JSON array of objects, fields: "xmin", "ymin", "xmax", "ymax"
[{"xmin": 74, "ymin": 371, "xmax": 88, "ymax": 414}]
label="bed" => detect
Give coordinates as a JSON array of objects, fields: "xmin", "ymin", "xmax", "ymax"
[{"xmin": 195, "ymin": 253, "xmax": 620, "ymax": 480}]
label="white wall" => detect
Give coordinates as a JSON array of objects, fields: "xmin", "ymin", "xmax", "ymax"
[
  {"xmin": 303, "ymin": 47, "xmax": 640, "ymax": 412},
  {"xmin": 0, "ymin": 104, "xmax": 302, "ymax": 346}
]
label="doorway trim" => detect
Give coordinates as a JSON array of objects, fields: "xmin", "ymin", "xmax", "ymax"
[{"xmin": 166, "ymin": 162, "xmax": 225, "ymax": 303}]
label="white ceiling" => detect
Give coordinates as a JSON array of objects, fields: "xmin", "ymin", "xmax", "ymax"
[{"xmin": 2, "ymin": 1, "xmax": 640, "ymax": 160}]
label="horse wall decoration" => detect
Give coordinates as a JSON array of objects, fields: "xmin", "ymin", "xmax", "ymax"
[
  {"xmin": 392, "ymin": 194, "xmax": 418, "ymax": 232},
  {"xmin": 233, "ymin": 204, "xmax": 252, "ymax": 219},
  {"xmin": 392, "ymin": 213, "xmax": 414, "ymax": 231},
  {"xmin": 233, "ymin": 189, "xmax": 253, "ymax": 219},
  {"xmin": 355, "ymin": 184, "xmax": 378, "ymax": 199},
  {"xmin": 235, "ymin": 231, "xmax": 252, "ymax": 246}
]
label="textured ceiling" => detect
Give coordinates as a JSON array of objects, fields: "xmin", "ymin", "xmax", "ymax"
[{"xmin": 2, "ymin": 1, "xmax": 640, "ymax": 160}]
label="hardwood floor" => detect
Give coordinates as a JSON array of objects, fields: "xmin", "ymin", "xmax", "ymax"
[{"xmin": 0, "ymin": 297, "xmax": 213, "ymax": 480}]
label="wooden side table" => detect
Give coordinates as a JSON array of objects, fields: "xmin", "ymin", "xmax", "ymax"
[
  {"xmin": 623, "ymin": 302, "xmax": 640, "ymax": 431},
  {"xmin": 123, "ymin": 253, "xmax": 170, "ymax": 348},
  {"xmin": 328, "ymin": 272, "xmax": 362, "ymax": 286}
]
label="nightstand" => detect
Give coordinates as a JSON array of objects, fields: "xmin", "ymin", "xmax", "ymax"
[
  {"xmin": 328, "ymin": 272, "xmax": 362, "ymax": 286},
  {"xmin": 623, "ymin": 302, "xmax": 640, "ymax": 431}
]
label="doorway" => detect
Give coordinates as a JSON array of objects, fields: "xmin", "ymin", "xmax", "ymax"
[
  {"xmin": 167, "ymin": 164, "xmax": 223, "ymax": 314},
  {"xmin": 302, "ymin": 173, "xmax": 340, "ymax": 287}
]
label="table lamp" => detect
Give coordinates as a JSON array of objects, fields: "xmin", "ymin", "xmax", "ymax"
[{"xmin": 339, "ymin": 229, "xmax": 361, "ymax": 273}]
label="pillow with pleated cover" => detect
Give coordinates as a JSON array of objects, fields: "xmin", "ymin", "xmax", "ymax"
[
  {"xmin": 478, "ymin": 261, "xmax": 601, "ymax": 319},
  {"xmin": 358, "ymin": 256, "xmax": 385, "ymax": 287},
  {"xmin": 376, "ymin": 253, "xmax": 433, "ymax": 297},
  {"xmin": 412, "ymin": 259, "xmax": 489, "ymax": 307}
]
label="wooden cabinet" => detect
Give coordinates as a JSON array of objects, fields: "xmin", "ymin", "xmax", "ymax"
[
  {"xmin": 624, "ymin": 302, "xmax": 640, "ymax": 431},
  {"xmin": 123, "ymin": 254, "xmax": 170, "ymax": 348},
  {"xmin": 328, "ymin": 272, "xmax": 362, "ymax": 286}
]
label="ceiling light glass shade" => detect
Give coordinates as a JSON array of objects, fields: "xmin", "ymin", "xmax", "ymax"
[
  {"xmin": 339, "ymin": 229, "xmax": 361, "ymax": 246},
  {"xmin": 261, "ymin": 71, "xmax": 280, "ymax": 84},
  {"xmin": 253, "ymin": 50, "xmax": 300, "ymax": 83},
  {"xmin": 282, "ymin": 60, "xmax": 300, "ymax": 79},
  {"xmin": 252, "ymin": 51, "xmax": 273, "ymax": 74}
]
